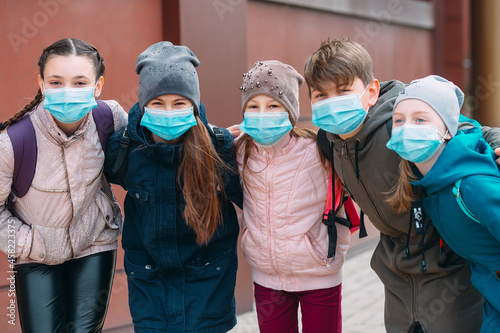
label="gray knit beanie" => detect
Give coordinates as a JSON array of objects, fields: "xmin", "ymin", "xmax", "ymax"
[
  {"xmin": 240, "ymin": 60, "xmax": 304, "ymax": 124},
  {"xmin": 394, "ymin": 75, "xmax": 464, "ymax": 136},
  {"xmin": 136, "ymin": 41, "xmax": 200, "ymax": 113}
]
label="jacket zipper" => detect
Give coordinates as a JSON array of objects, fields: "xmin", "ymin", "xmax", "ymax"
[
  {"xmin": 265, "ymin": 151, "xmax": 278, "ymax": 272},
  {"xmin": 393, "ymin": 243, "xmax": 418, "ymax": 324},
  {"xmin": 61, "ymin": 145, "xmax": 75, "ymax": 258},
  {"xmin": 338, "ymin": 138, "xmax": 399, "ymax": 234},
  {"xmin": 309, "ymin": 240, "xmax": 332, "ymax": 269}
]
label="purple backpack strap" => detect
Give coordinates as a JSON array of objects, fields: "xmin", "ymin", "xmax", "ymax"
[
  {"xmin": 6, "ymin": 102, "xmax": 113, "ymax": 212},
  {"xmin": 92, "ymin": 100, "xmax": 114, "ymax": 154},
  {"xmin": 7, "ymin": 115, "xmax": 37, "ymax": 204}
]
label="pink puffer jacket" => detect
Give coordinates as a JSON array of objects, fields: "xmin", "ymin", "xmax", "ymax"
[
  {"xmin": 237, "ymin": 134, "xmax": 350, "ymax": 292},
  {"xmin": 0, "ymin": 101, "xmax": 127, "ymax": 265}
]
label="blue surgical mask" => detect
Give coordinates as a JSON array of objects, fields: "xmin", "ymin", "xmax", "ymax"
[
  {"xmin": 386, "ymin": 124, "xmax": 448, "ymax": 163},
  {"xmin": 140, "ymin": 106, "xmax": 197, "ymax": 141},
  {"xmin": 311, "ymin": 85, "xmax": 369, "ymax": 135},
  {"xmin": 239, "ymin": 112, "xmax": 293, "ymax": 147},
  {"xmin": 43, "ymin": 85, "xmax": 98, "ymax": 124}
]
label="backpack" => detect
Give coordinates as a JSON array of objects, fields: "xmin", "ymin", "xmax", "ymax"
[
  {"xmin": 7, "ymin": 100, "xmax": 114, "ymax": 211},
  {"xmin": 317, "ymin": 129, "xmax": 368, "ymax": 259}
]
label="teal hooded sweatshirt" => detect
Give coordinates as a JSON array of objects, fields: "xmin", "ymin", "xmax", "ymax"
[{"xmin": 413, "ymin": 127, "xmax": 500, "ymax": 333}]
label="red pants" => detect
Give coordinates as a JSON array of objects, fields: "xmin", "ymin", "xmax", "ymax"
[{"xmin": 254, "ymin": 282, "xmax": 342, "ymax": 333}]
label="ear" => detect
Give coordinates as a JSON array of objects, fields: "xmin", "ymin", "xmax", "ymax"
[
  {"xmin": 367, "ymin": 79, "xmax": 380, "ymax": 107},
  {"xmin": 94, "ymin": 76, "xmax": 104, "ymax": 99},
  {"xmin": 37, "ymin": 75, "xmax": 44, "ymax": 96}
]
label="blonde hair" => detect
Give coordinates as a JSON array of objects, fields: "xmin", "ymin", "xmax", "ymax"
[{"xmin": 388, "ymin": 159, "xmax": 419, "ymax": 213}]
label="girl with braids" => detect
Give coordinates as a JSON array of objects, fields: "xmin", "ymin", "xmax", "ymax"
[
  {"xmin": 103, "ymin": 42, "xmax": 242, "ymax": 332},
  {"xmin": 0, "ymin": 38, "xmax": 127, "ymax": 332},
  {"xmin": 232, "ymin": 61, "xmax": 349, "ymax": 333}
]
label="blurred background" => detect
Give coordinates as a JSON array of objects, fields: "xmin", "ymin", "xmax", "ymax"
[{"xmin": 1, "ymin": 0, "xmax": 499, "ymax": 331}]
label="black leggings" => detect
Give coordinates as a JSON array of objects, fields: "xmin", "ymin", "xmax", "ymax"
[{"xmin": 15, "ymin": 250, "xmax": 116, "ymax": 333}]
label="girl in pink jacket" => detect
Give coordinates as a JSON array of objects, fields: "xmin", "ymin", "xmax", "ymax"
[
  {"xmin": 234, "ymin": 60, "xmax": 350, "ymax": 333},
  {"xmin": 0, "ymin": 38, "xmax": 127, "ymax": 332}
]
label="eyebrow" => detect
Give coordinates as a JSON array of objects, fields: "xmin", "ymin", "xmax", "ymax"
[{"xmin": 45, "ymin": 75, "xmax": 91, "ymax": 80}]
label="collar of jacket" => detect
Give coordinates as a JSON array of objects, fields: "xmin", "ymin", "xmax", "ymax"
[
  {"xmin": 32, "ymin": 102, "xmax": 93, "ymax": 145},
  {"xmin": 253, "ymin": 133, "xmax": 294, "ymax": 158}
]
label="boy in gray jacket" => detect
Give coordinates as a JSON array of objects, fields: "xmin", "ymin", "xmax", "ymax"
[{"xmin": 304, "ymin": 39, "xmax": 500, "ymax": 333}]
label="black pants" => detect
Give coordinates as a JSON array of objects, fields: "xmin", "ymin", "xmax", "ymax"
[{"xmin": 15, "ymin": 250, "xmax": 116, "ymax": 333}]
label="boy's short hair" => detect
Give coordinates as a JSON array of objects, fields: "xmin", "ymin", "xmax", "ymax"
[{"xmin": 304, "ymin": 39, "xmax": 374, "ymax": 94}]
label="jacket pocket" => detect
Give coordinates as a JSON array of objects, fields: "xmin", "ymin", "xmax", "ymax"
[
  {"xmin": 240, "ymin": 226, "xmax": 263, "ymax": 270},
  {"xmin": 127, "ymin": 186, "xmax": 150, "ymax": 203},
  {"xmin": 123, "ymin": 250, "xmax": 163, "ymax": 326},
  {"xmin": 28, "ymin": 226, "xmax": 71, "ymax": 265},
  {"xmin": 304, "ymin": 231, "xmax": 331, "ymax": 267},
  {"xmin": 96, "ymin": 190, "xmax": 119, "ymax": 230},
  {"xmin": 124, "ymin": 250, "xmax": 159, "ymax": 280},
  {"xmin": 27, "ymin": 227, "xmax": 46, "ymax": 263},
  {"xmin": 184, "ymin": 247, "xmax": 237, "ymax": 323}
]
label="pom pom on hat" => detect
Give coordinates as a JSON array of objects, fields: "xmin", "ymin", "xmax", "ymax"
[
  {"xmin": 395, "ymin": 75, "xmax": 464, "ymax": 136},
  {"xmin": 136, "ymin": 41, "xmax": 200, "ymax": 113}
]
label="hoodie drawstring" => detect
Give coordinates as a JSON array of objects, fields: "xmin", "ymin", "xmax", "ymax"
[{"xmin": 408, "ymin": 186, "xmax": 428, "ymax": 273}]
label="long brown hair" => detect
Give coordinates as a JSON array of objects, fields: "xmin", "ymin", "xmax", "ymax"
[
  {"xmin": 180, "ymin": 117, "xmax": 227, "ymax": 244},
  {"xmin": 388, "ymin": 159, "xmax": 419, "ymax": 213},
  {"xmin": 0, "ymin": 38, "xmax": 104, "ymax": 131}
]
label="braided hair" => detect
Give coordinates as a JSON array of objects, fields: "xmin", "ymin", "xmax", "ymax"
[{"xmin": 0, "ymin": 38, "xmax": 105, "ymax": 131}]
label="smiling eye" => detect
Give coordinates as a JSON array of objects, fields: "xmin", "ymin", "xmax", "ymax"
[
  {"xmin": 246, "ymin": 104, "xmax": 258, "ymax": 109},
  {"xmin": 49, "ymin": 81, "xmax": 61, "ymax": 86}
]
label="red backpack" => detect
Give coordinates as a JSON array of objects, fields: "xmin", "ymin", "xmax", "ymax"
[{"xmin": 322, "ymin": 172, "xmax": 367, "ymax": 259}]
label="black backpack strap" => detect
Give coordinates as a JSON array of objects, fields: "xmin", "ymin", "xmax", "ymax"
[
  {"xmin": 317, "ymin": 129, "xmax": 332, "ymax": 160},
  {"xmin": 92, "ymin": 100, "xmax": 114, "ymax": 154},
  {"xmin": 111, "ymin": 128, "xmax": 131, "ymax": 189},
  {"xmin": 206, "ymin": 123, "xmax": 225, "ymax": 157}
]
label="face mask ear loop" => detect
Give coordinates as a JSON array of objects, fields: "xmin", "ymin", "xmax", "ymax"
[
  {"xmin": 361, "ymin": 84, "xmax": 371, "ymax": 113},
  {"xmin": 361, "ymin": 84, "xmax": 370, "ymax": 97},
  {"xmin": 440, "ymin": 129, "xmax": 449, "ymax": 143},
  {"xmin": 41, "ymin": 80, "xmax": 46, "ymax": 97}
]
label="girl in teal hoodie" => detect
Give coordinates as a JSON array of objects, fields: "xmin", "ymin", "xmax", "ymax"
[{"xmin": 387, "ymin": 75, "xmax": 500, "ymax": 333}]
